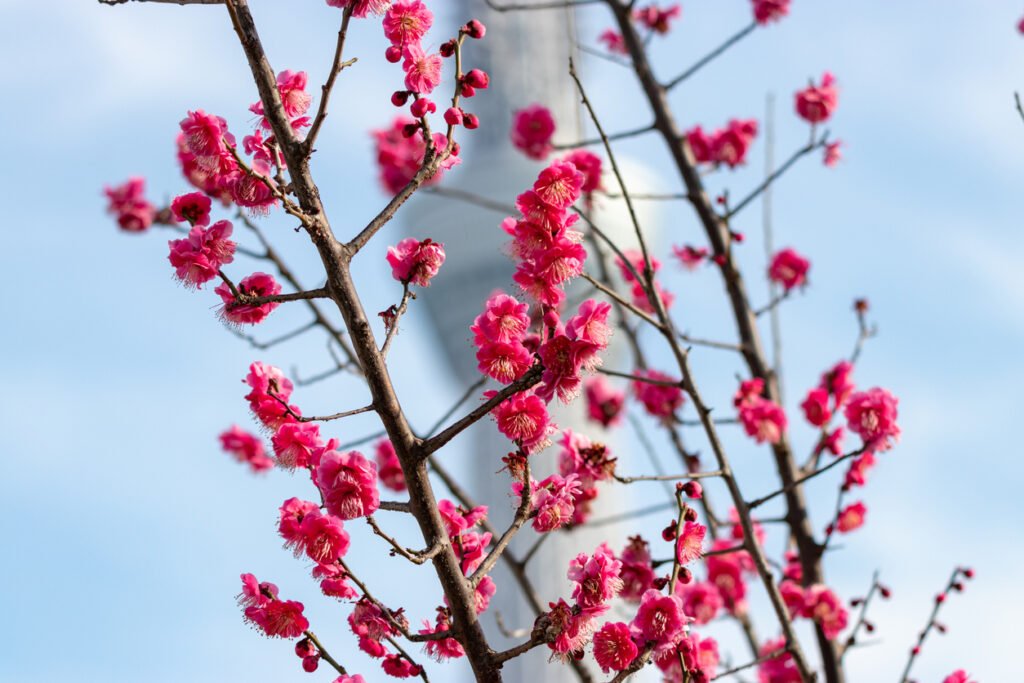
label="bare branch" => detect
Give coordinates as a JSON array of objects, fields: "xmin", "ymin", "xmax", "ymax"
[{"xmin": 664, "ymin": 22, "xmax": 757, "ymax": 90}]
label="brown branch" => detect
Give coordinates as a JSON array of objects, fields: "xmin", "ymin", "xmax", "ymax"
[
  {"xmin": 747, "ymin": 448, "xmax": 863, "ymax": 510},
  {"xmin": 614, "ymin": 469, "xmax": 723, "ymax": 484},
  {"xmin": 664, "ymin": 22, "xmax": 757, "ymax": 90},
  {"xmin": 553, "ymin": 122, "xmax": 655, "ymax": 151},
  {"xmin": 367, "ymin": 515, "xmax": 444, "ymax": 565},
  {"xmin": 726, "ymin": 134, "xmax": 828, "ymax": 220},
  {"xmin": 303, "ymin": 4, "xmax": 354, "ymax": 155},
  {"xmin": 381, "ymin": 283, "xmax": 416, "ymax": 358},
  {"xmin": 469, "ymin": 458, "xmax": 531, "ymax": 587},
  {"xmin": 303, "ymin": 630, "xmax": 347, "ymax": 676},
  {"xmin": 485, "ymin": 0, "xmax": 600, "ymax": 11},
  {"xmin": 899, "ymin": 567, "xmax": 969, "ymax": 682}
]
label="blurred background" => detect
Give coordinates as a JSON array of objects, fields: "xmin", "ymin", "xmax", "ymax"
[{"xmin": 1, "ymin": 0, "xmax": 1022, "ymax": 681}]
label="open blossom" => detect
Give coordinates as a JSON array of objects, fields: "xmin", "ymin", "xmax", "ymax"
[
  {"xmin": 632, "ymin": 370, "xmax": 684, "ymax": 419},
  {"xmin": 402, "ymin": 43, "xmax": 442, "ymax": 94},
  {"xmin": 245, "ymin": 361, "xmax": 299, "ymax": 430},
  {"xmin": 803, "ymin": 585, "xmax": 849, "ymax": 639},
  {"xmin": 752, "ymin": 0, "xmax": 790, "ymax": 24},
  {"xmin": 511, "ymin": 104, "xmax": 556, "ymax": 160},
  {"xmin": 673, "ymin": 244, "xmax": 709, "ymax": 270},
  {"xmin": 180, "ymin": 110, "xmax": 235, "ymax": 169},
  {"xmin": 845, "ymin": 388, "xmax": 900, "ymax": 451},
  {"xmin": 758, "ymin": 637, "xmax": 800, "ymax": 683},
  {"xmin": 371, "ymin": 117, "xmax": 459, "ymax": 193},
  {"xmin": 592, "ymin": 622, "xmax": 637, "ymax": 673},
  {"xmin": 383, "ymin": 1, "xmax": 432, "ymax": 46},
  {"xmin": 779, "ymin": 579, "xmax": 806, "ymax": 618},
  {"xmin": 633, "ymin": 3, "xmax": 682, "ymax": 34},
  {"xmin": 250, "ymin": 70, "xmax": 311, "ymax": 129},
  {"xmin": 686, "ymin": 120, "xmax": 758, "ymax": 168},
  {"xmin": 844, "ymin": 451, "xmax": 876, "ymax": 488},
  {"xmin": 559, "ymin": 429, "xmax": 616, "ymax": 484},
  {"xmin": 598, "ymin": 29, "xmax": 628, "ymax": 54},
  {"xmin": 520, "ymin": 474, "xmax": 583, "ymax": 532},
  {"xmin": 327, "ymin": 0, "xmax": 392, "ymax": 18},
  {"xmin": 735, "ymin": 379, "xmax": 787, "ymax": 444},
  {"xmin": 104, "ymin": 177, "xmax": 156, "ymax": 232},
  {"xmin": 382, "ymin": 654, "xmax": 422, "ymax": 678},
  {"xmin": 271, "ymin": 421, "xmax": 323, "ymax": 469},
  {"xmin": 821, "ymin": 360, "xmax": 855, "ymax": 406},
  {"xmin": 676, "ymin": 520, "xmax": 706, "ymax": 564},
  {"xmin": 238, "ymin": 573, "xmax": 277, "ymax": 609},
  {"xmin": 168, "ymin": 220, "xmax": 237, "ymax": 289},
  {"xmin": 561, "ymin": 149, "xmax": 603, "ymax": 194},
  {"xmin": 278, "ymin": 497, "xmax": 322, "ymax": 555},
  {"xmin": 241, "ymin": 576, "xmax": 309, "ymax": 639},
  {"xmin": 374, "ymin": 438, "xmax": 406, "ymax": 491},
  {"xmin": 616, "ymin": 248, "xmax": 675, "ymax": 313},
  {"xmin": 533, "ymin": 160, "xmax": 585, "ymax": 209},
  {"xmin": 543, "ymin": 599, "xmax": 601, "ymax": 660},
  {"xmin": 437, "ymin": 499, "xmax": 488, "ymax": 537},
  {"xmin": 707, "ymin": 545, "xmax": 748, "ymax": 613},
  {"xmin": 300, "ymin": 511, "xmax": 350, "ymax": 565},
  {"xmin": 835, "ymin": 501, "xmax": 867, "ymax": 533},
  {"xmin": 768, "ymin": 248, "xmax": 810, "ymax": 290},
  {"xmin": 420, "ymin": 609, "xmax": 465, "ymax": 661},
  {"xmin": 568, "ymin": 543, "xmax": 624, "ymax": 608},
  {"xmin": 315, "ymin": 449, "xmax": 380, "ymax": 519},
  {"xmin": 618, "ymin": 536, "xmax": 655, "ymax": 601},
  {"xmin": 585, "ymin": 376, "xmax": 626, "ymax": 427},
  {"xmin": 219, "ymin": 425, "xmax": 274, "ymax": 472},
  {"xmin": 631, "ymin": 589, "xmax": 687, "ymax": 651},
  {"xmin": 489, "ymin": 390, "xmax": 554, "ymax": 453},
  {"xmin": 677, "ymin": 581, "xmax": 724, "ymax": 625},
  {"xmin": 795, "ymin": 72, "xmax": 839, "ymax": 124},
  {"xmin": 386, "ymin": 237, "xmax": 445, "ymax": 286},
  {"xmin": 170, "ymin": 192, "xmax": 212, "ymax": 226},
  {"xmin": 216, "ymin": 272, "xmax": 282, "ymax": 325},
  {"xmin": 801, "ymin": 387, "xmax": 832, "ymax": 427},
  {"xmin": 472, "ymin": 292, "xmax": 530, "ymax": 344}
]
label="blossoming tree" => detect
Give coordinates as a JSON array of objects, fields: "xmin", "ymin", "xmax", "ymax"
[{"xmin": 98, "ymin": 0, "xmax": 976, "ymax": 681}]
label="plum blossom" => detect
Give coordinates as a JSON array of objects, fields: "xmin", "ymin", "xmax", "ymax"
[
  {"xmin": 598, "ymin": 29, "xmax": 628, "ymax": 55},
  {"xmin": 734, "ymin": 379, "xmax": 787, "ymax": 445},
  {"xmin": 170, "ymin": 192, "xmax": 212, "ymax": 226},
  {"xmin": 561, "ymin": 149, "xmax": 603, "ymax": 194},
  {"xmin": 618, "ymin": 536, "xmax": 656, "ymax": 601},
  {"xmin": 685, "ymin": 119, "xmax": 759, "ymax": 168},
  {"xmin": 768, "ymin": 248, "xmax": 810, "ymax": 290},
  {"xmin": 634, "ymin": 4, "xmax": 682, "ymax": 34},
  {"xmin": 240, "ymin": 575, "xmax": 309, "ymax": 639},
  {"xmin": 844, "ymin": 451, "xmax": 876, "ymax": 488},
  {"xmin": 592, "ymin": 622, "xmax": 637, "ymax": 673},
  {"xmin": 632, "ymin": 370, "xmax": 683, "ymax": 419},
  {"xmin": 942, "ymin": 671, "xmax": 975, "ymax": 683},
  {"xmin": 511, "ymin": 104, "xmax": 556, "ymax": 160},
  {"xmin": 758, "ymin": 637, "xmax": 800, "ymax": 682},
  {"xmin": 844, "ymin": 388, "xmax": 900, "ymax": 451},
  {"xmin": 824, "ymin": 140, "xmax": 843, "ymax": 167},
  {"xmin": 795, "ymin": 72, "xmax": 839, "ymax": 124},
  {"xmin": 271, "ymin": 421, "xmax": 323, "ymax": 470},
  {"xmin": 489, "ymin": 389, "xmax": 555, "ymax": 454},
  {"xmin": 383, "ymin": 0, "xmax": 432, "ymax": 46},
  {"xmin": 300, "ymin": 512, "xmax": 351, "ymax": 565},
  {"xmin": 803, "ymin": 584, "xmax": 849, "ymax": 639},
  {"xmin": 631, "ymin": 588, "xmax": 688, "ymax": 652},
  {"xmin": 559, "ymin": 429, "xmax": 616, "ymax": 484},
  {"xmin": 568, "ymin": 543, "xmax": 624, "ymax": 608},
  {"xmin": 585, "ymin": 376, "xmax": 626, "ymax": 428},
  {"xmin": 676, "ymin": 581, "xmax": 724, "ymax": 625},
  {"xmin": 104, "ymin": 177, "xmax": 157, "ymax": 232},
  {"xmin": 315, "ymin": 449, "xmax": 381, "ymax": 519},
  {"xmin": 386, "ymin": 237, "xmax": 445, "ymax": 286},
  {"xmin": 216, "ymin": 272, "xmax": 282, "ymax": 325},
  {"xmin": 327, "ymin": 0, "xmax": 392, "ymax": 18},
  {"xmin": 472, "ymin": 292, "xmax": 533, "ymax": 384},
  {"xmin": 800, "ymin": 387, "xmax": 832, "ymax": 427},
  {"xmin": 834, "ymin": 501, "xmax": 867, "ymax": 534},
  {"xmin": 371, "ymin": 117, "xmax": 460, "ymax": 193},
  {"xmin": 752, "ymin": 0, "xmax": 790, "ymax": 25},
  {"xmin": 676, "ymin": 520, "xmax": 706, "ymax": 565},
  {"xmin": 245, "ymin": 361, "xmax": 299, "ymax": 430},
  {"xmin": 402, "ymin": 43, "xmax": 442, "ymax": 94},
  {"xmin": 673, "ymin": 244, "xmax": 709, "ymax": 270},
  {"xmin": 167, "ymin": 220, "xmax": 237, "ymax": 289},
  {"xmin": 219, "ymin": 425, "xmax": 274, "ymax": 472},
  {"xmin": 180, "ymin": 110, "xmax": 235, "ymax": 170},
  {"xmin": 374, "ymin": 438, "xmax": 406, "ymax": 492}
]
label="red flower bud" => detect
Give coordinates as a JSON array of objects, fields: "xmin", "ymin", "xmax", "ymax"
[
  {"xmin": 464, "ymin": 113, "xmax": 480, "ymax": 129},
  {"xmin": 464, "ymin": 69, "xmax": 490, "ymax": 89},
  {"xmin": 440, "ymin": 40, "xmax": 457, "ymax": 57},
  {"xmin": 444, "ymin": 107, "xmax": 464, "ymax": 126},
  {"xmin": 385, "ymin": 45, "xmax": 402, "ymax": 63},
  {"xmin": 302, "ymin": 655, "xmax": 320, "ymax": 673},
  {"xmin": 464, "ymin": 19, "xmax": 486, "ymax": 38},
  {"xmin": 391, "ymin": 90, "xmax": 410, "ymax": 107}
]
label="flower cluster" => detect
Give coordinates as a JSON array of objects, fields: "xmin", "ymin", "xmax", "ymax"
[
  {"xmin": 372, "ymin": 116, "xmax": 459, "ymax": 193},
  {"xmin": 386, "ymin": 237, "xmax": 446, "ymax": 286},
  {"xmin": 167, "ymin": 218, "xmax": 237, "ymax": 289},
  {"xmin": 215, "ymin": 272, "xmax": 283, "ymax": 325},
  {"xmin": 239, "ymin": 573, "xmax": 309, "ymax": 639},
  {"xmin": 686, "ymin": 119, "xmax": 759, "ymax": 168},
  {"xmin": 219, "ymin": 425, "xmax": 274, "ymax": 472}
]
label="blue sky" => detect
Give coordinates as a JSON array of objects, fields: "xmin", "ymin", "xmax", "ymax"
[{"xmin": 1, "ymin": 1, "xmax": 1023, "ymax": 682}]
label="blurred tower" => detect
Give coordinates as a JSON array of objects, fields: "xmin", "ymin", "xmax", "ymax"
[{"xmin": 413, "ymin": 3, "xmax": 660, "ymax": 680}]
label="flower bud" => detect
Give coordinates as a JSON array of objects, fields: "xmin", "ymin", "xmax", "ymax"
[
  {"xmin": 444, "ymin": 107, "xmax": 464, "ymax": 126},
  {"xmin": 440, "ymin": 39, "xmax": 457, "ymax": 57},
  {"xmin": 661, "ymin": 522, "xmax": 677, "ymax": 542},
  {"xmin": 464, "ymin": 69, "xmax": 490, "ymax": 89},
  {"xmin": 460, "ymin": 83, "xmax": 477, "ymax": 98},
  {"xmin": 678, "ymin": 567, "xmax": 693, "ymax": 584},
  {"xmin": 302, "ymin": 655, "xmax": 320, "ymax": 673},
  {"xmin": 464, "ymin": 113, "xmax": 480, "ymax": 130},
  {"xmin": 682, "ymin": 481, "xmax": 702, "ymax": 499},
  {"xmin": 683, "ymin": 507, "xmax": 698, "ymax": 523},
  {"xmin": 385, "ymin": 45, "xmax": 402, "ymax": 63},
  {"xmin": 295, "ymin": 638, "xmax": 316, "ymax": 658},
  {"xmin": 401, "ymin": 123, "xmax": 420, "ymax": 138},
  {"xmin": 391, "ymin": 90, "xmax": 410, "ymax": 107},
  {"xmin": 464, "ymin": 19, "xmax": 486, "ymax": 38},
  {"xmin": 410, "ymin": 98, "xmax": 436, "ymax": 118}
]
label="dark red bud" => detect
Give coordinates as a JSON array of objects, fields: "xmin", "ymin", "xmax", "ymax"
[
  {"xmin": 440, "ymin": 40, "xmax": 457, "ymax": 57},
  {"xmin": 385, "ymin": 45, "xmax": 402, "ymax": 63},
  {"xmin": 464, "ymin": 113, "xmax": 480, "ymax": 129},
  {"xmin": 391, "ymin": 90, "xmax": 410, "ymax": 107},
  {"xmin": 464, "ymin": 19, "xmax": 486, "ymax": 38}
]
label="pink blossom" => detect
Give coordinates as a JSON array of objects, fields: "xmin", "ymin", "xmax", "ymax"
[
  {"xmin": 824, "ymin": 140, "xmax": 843, "ymax": 167},
  {"xmin": 758, "ymin": 637, "xmax": 800, "ymax": 683},
  {"xmin": 567, "ymin": 299, "xmax": 613, "ymax": 349},
  {"xmin": 271, "ymin": 422, "xmax": 323, "ymax": 470},
  {"xmin": 472, "ymin": 292, "xmax": 531, "ymax": 344},
  {"xmin": 712, "ymin": 118, "xmax": 759, "ymax": 168},
  {"xmin": 618, "ymin": 536, "xmax": 655, "ymax": 601},
  {"xmin": 585, "ymin": 376, "xmax": 626, "ymax": 428},
  {"xmin": 420, "ymin": 610, "xmax": 465, "ymax": 661},
  {"xmin": 835, "ymin": 501, "xmax": 867, "ymax": 533},
  {"xmin": 216, "ymin": 272, "xmax": 282, "ymax": 325},
  {"xmin": 795, "ymin": 72, "xmax": 839, "ymax": 124},
  {"xmin": 752, "ymin": 0, "xmax": 790, "ymax": 25},
  {"xmin": 349, "ymin": 598, "xmax": 398, "ymax": 641},
  {"xmin": 168, "ymin": 220, "xmax": 236, "ymax": 289},
  {"xmin": 707, "ymin": 548, "xmax": 748, "ymax": 613},
  {"xmin": 779, "ymin": 579, "xmax": 805, "ymax": 619},
  {"xmin": 803, "ymin": 584, "xmax": 849, "ymax": 639},
  {"xmin": 489, "ymin": 390, "xmax": 554, "ymax": 453},
  {"xmin": 801, "ymin": 387, "xmax": 832, "ymax": 427},
  {"xmin": 278, "ymin": 498, "xmax": 322, "ymax": 556},
  {"xmin": 677, "ymin": 581, "xmax": 724, "ymax": 625},
  {"xmin": 616, "ymin": 248, "xmax": 675, "ymax": 313},
  {"xmin": 561, "ymin": 150, "xmax": 603, "ymax": 194},
  {"xmin": 768, "ymin": 248, "xmax": 810, "ymax": 290},
  {"xmin": 245, "ymin": 361, "xmax": 298, "ymax": 430},
  {"xmin": 104, "ymin": 177, "xmax": 156, "ymax": 232},
  {"xmin": 238, "ymin": 573, "xmax": 277, "ymax": 609},
  {"xmin": 476, "ymin": 339, "xmax": 534, "ymax": 384},
  {"xmin": 437, "ymin": 499, "xmax": 488, "ymax": 537},
  {"xmin": 631, "ymin": 589, "xmax": 687, "ymax": 650},
  {"xmin": 511, "ymin": 104, "xmax": 556, "ymax": 160},
  {"xmin": 170, "ymin": 192, "xmax": 212, "ymax": 226},
  {"xmin": 224, "ymin": 160, "xmax": 279, "ymax": 215},
  {"xmin": 820, "ymin": 427, "xmax": 845, "ymax": 457},
  {"xmin": 244, "ymin": 596, "xmax": 309, "ymax": 639},
  {"xmin": 844, "ymin": 451, "xmax": 876, "ymax": 488},
  {"xmin": 180, "ymin": 110, "xmax": 235, "ymax": 169},
  {"xmin": 633, "ymin": 4, "xmax": 682, "ymax": 34},
  {"xmin": 521, "ymin": 473, "xmax": 583, "ymax": 532},
  {"xmin": 315, "ymin": 449, "xmax": 381, "ymax": 519},
  {"xmin": 673, "ymin": 244, "xmax": 709, "ymax": 270},
  {"xmin": 386, "ymin": 237, "xmax": 446, "ymax": 286},
  {"xmin": 537, "ymin": 334, "xmax": 588, "ymax": 403},
  {"xmin": 598, "ymin": 29, "xmax": 628, "ymax": 55},
  {"xmin": 374, "ymin": 438, "xmax": 406, "ymax": 492},
  {"xmin": 251, "ymin": 71, "xmax": 311, "ymax": 127},
  {"xmin": 544, "ymin": 599, "xmax": 601, "ymax": 660},
  {"xmin": 533, "ymin": 160, "xmax": 584, "ymax": 209},
  {"xmin": 559, "ymin": 429, "xmax": 616, "ymax": 484},
  {"xmin": 592, "ymin": 622, "xmax": 638, "ymax": 673},
  {"xmin": 942, "ymin": 671, "xmax": 975, "ymax": 683},
  {"xmin": 820, "ymin": 360, "xmax": 855, "ymax": 407},
  {"xmin": 327, "ymin": 0, "xmax": 392, "ymax": 17},
  {"xmin": 402, "ymin": 43, "xmax": 442, "ymax": 94},
  {"xmin": 568, "ymin": 543, "xmax": 624, "ymax": 608},
  {"xmin": 453, "ymin": 530, "xmax": 492, "ymax": 575},
  {"xmin": 632, "ymin": 370, "xmax": 683, "ymax": 419},
  {"xmin": 685, "ymin": 126, "xmax": 715, "ymax": 164},
  {"xmin": 844, "ymin": 388, "xmax": 900, "ymax": 451},
  {"xmin": 383, "ymin": 1, "xmax": 432, "ymax": 46},
  {"xmin": 320, "ymin": 573, "xmax": 358, "ymax": 600},
  {"xmin": 513, "ymin": 239, "xmax": 587, "ymax": 306},
  {"xmin": 300, "ymin": 512, "xmax": 351, "ymax": 565},
  {"xmin": 382, "ymin": 652, "xmax": 422, "ymax": 676},
  {"xmin": 219, "ymin": 425, "xmax": 274, "ymax": 472},
  {"xmin": 333, "ymin": 677, "xmax": 367, "ymax": 683},
  {"xmin": 474, "ymin": 575, "xmax": 497, "ymax": 614},
  {"xmin": 676, "ymin": 520, "xmax": 706, "ymax": 565},
  {"xmin": 735, "ymin": 382, "xmax": 787, "ymax": 445}
]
